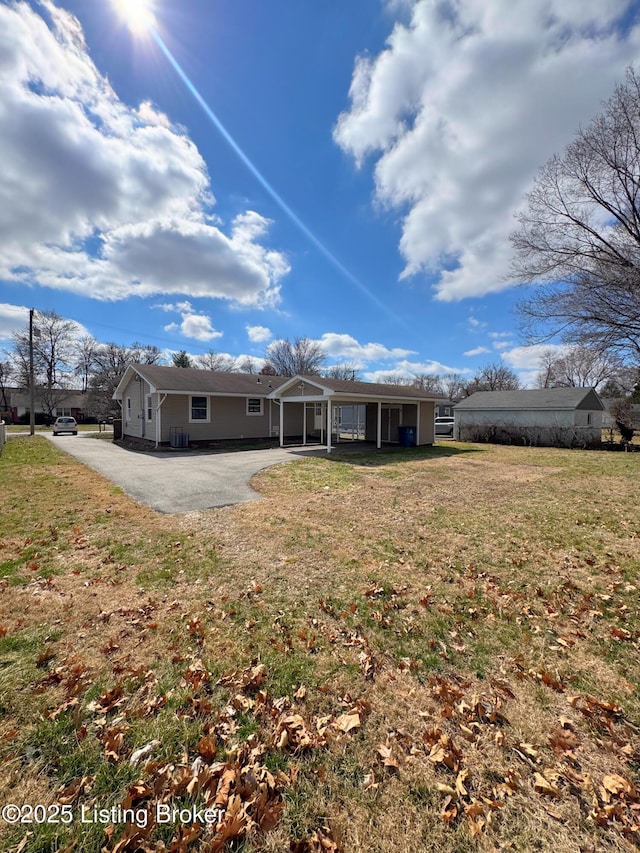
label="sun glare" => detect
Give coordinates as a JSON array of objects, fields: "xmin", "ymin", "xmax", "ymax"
[{"xmin": 113, "ymin": 0, "xmax": 156, "ymax": 34}]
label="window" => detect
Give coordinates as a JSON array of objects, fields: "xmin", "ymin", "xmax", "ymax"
[
  {"xmin": 55, "ymin": 407, "xmax": 72, "ymax": 417},
  {"xmin": 190, "ymin": 395, "xmax": 209, "ymax": 422},
  {"xmin": 126, "ymin": 397, "xmax": 131, "ymax": 419},
  {"xmin": 246, "ymin": 397, "xmax": 263, "ymax": 416},
  {"xmin": 315, "ymin": 404, "xmax": 323, "ymax": 416},
  {"xmin": 587, "ymin": 412, "xmax": 592, "ymax": 426},
  {"xmin": 146, "ymin": 395, "xmax": 153, "ymax": 421}
]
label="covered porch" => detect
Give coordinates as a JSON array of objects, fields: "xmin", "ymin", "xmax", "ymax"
[{"xmin": 269, "ymin": 376, "xmax": 439, "ymax": 452}]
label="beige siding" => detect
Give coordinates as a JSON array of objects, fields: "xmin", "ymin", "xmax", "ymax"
[
  {"xmin": 281, "ymin": 381, "xmax": 325, "ymax": 398},
  {"xmin": 121, "ymin": 375, "xmax": 152, "ymax": 439},
  {"xmin": 158, "ymin": 394, "xmax": 276, "ymax": 443},
  {"xmin": 417, "ymin": 401, "xmax": 435, "ymax": 445}
]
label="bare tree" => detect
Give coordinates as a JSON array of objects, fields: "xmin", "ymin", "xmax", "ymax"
[
  {"xmin": 237, "ymin": 356, "xmax": 258, "ymax": 374},
  {"xmin": 12, "ymin": 310, "xmax": 77, "ymax": 389},
  {"xmin": 195, "ymin": 350, "xmax": 237, "ymax": 372},
  {"xmin": 129, "ymin": 342, "xmax": 162, "ymax": 365},
  {"xmin": 88, "ymin": 342, "xmax": 161, "ymax": 419},
  {"xmin": 75, "ymin": 335, "xmax": 98, "ymax": 392},
  {"xmin": 325, "ymin": 362, "xmax": 361, "ymax": 381},
  {"xmin": 0, "ymin": 359, "xmax": 15, "ymax": 415},
  {"xmin": 38, "ymin": 387, "xmax": 77, "ymax": 425},
  {"xmin": 441, "ymin": 373, "xmax": 467, "ymax": 403},
  {"xmin": 467, "ymin": 362, "xmax": 521, "ymax": 394},
  {"xmin": 412, "ymin": 373, "xmax": 444, "ymax": 394},
  {"xmin": 378, "ymin": 373, "xmax": 412, "ymax": 385},
  {"xmin": 511, "ymin": 67, "xmax": 640, "ymax": 363},
  {"xmin": 264, "ymin": 337, "xmax": 326, "ymax": 376},
  {"xmin": 535, "ymin": 346, "xmax": 622, "ymax": 389}
]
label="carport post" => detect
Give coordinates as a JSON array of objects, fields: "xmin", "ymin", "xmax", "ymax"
[
  {"xmin": 377, "ymin": 402, "xmax": 382, "ymax": 449},
  {"xmin": 155, "ymin": 394, "xmax": 167, "ymax": 448},
  {"xmin": 303, "ymin": 402, "xmax": 307, "ymax": 446},
  {"xmin": 327, "ymin": 399, "xmax": 332, "ymax": 453},
  {"xmin": 279, "ymin": 399, "xmax": 284, "ymax": 447}
]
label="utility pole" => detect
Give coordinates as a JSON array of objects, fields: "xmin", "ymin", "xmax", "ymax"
[{"xmin": 29, "ymin": 309, "xmax": 35, "ymax": 436}]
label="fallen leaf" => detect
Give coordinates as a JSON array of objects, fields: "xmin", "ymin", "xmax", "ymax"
[
  {"xmin": 534, "ymin": 772, "xmax": 561, "ymax": 797},
  {"xmin": 335, "ymin": 711, "xmax": 360, "ymax": 734}
]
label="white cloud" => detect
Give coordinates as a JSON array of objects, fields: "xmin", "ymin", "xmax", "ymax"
[
  {"xmin": 467, "ymin": 316, "xmax": 487, "ymax": 329},
  {"xmin": 464, "ymin": 346, "xmax": 491, "ymax": 357},
  {"xmin": 157, "ymin": 301, "xmax": 223, "ymax": 342},
  {"xmin": 0, "ymin": 303, "xmax": 30, "ymax": 341},
  {"xmin": 335, "ymin": 0, "xmax": 640, "ymax": 300},
  {"xmin": 246, "ymin": 325, "xmax": 272, "ymax": 343},
  {"xmin": 317, "ymin": 332, "xmax": 415, "ymax": 362},
  {"xmin": 0, "ymin": 2, "xmax": 288, "ymax": 307},
  {"xmin": 501, "ymin": 343, "xmax": 566, "ymax": 371},
  {"xmin": 0, "ymin": 302, "xmax": 89, "ymax": 343},
  {"xmin": 364, "ymin": 358, "xmax": 471, "ymax": 383},
  {"xmin": 500, "ymin": 343, "xmax": 567, "ymax": 387}
]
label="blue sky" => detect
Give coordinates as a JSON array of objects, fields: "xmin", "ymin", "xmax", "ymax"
[{"xmin": 1, "ymin": 0, "xmax": 639, "ymax": 385}]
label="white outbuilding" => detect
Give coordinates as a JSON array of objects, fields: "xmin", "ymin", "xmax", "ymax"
[{"xmin": 454, "ymin": 387, "xmax": 604, "ymax": 448}]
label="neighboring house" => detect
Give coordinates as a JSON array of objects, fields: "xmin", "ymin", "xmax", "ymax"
[
  {"xmin": 112, "ymin": 365, "xmax": 443, "ymax": 450},
  {"xmin": 454, "ymin": 387, "xmax": 605, "ymax": 448},
  {"xmin": 436, "ymin": 402, "xmax": 456, "ymax": 418},
  {"xmin": 4, "ymin": 387, "xmax": 90, "ymax": 424}
]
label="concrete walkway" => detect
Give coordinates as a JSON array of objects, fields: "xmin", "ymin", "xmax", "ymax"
[{"xmin": 43, "ymin": 433, "xmax": 333, "ymax": 513}]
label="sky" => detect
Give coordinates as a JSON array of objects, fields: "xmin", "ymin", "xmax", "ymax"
[{"xmin": 1, "ymin": 0, "xmax": 639, "ymax": 387}]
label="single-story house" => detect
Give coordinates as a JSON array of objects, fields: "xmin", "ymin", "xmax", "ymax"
[
  {"xmin": 112, "ymin": 364, "xmax": 443, "ymax": 450},
  {"xmin": 454, "ymin": 387, "xmax": 605, "ymax": 448},
  {"xmin": 3, "ymin": 387, "xmax": 90, "ymax": 424}
]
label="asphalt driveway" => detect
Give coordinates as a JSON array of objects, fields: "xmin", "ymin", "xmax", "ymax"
[{"xmin": 44, "ymin": 433, "xmax": 319, "ymax": 513}]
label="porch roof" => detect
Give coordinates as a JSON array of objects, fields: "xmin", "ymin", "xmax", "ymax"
[{"xmin": 269, "ymin": 374, "xmax": 445, "ymax": 404}]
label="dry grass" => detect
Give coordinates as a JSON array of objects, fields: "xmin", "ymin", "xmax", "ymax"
[{"xmin": 0, "ymin": 437, "xmax": 639, "ymax": 852}]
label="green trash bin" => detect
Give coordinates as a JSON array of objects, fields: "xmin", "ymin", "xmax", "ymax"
[{"xmin": 398, "ymin": 425, "xmax": 416, "ymax": 447}]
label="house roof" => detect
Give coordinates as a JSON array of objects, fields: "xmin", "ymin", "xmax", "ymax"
[
  {"xmin": 9, "ymin": 388, "xmax": 87, "ymax": 407},
  {"xmin": 113, "ymin": 364, "xmax": 289, "ymax": 398},
  {"xmin": 454, "ymin": 387, "xmax": 605, "ymax": 412},
  {"xmin": 270, "ymin": 374, "xmax": 444, "ymax": 401},
  {"xmin": 113, "ymin": 365, "xmax": 444, "ymax": 402}
]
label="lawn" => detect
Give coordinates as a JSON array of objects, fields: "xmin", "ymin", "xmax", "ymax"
[{"xmin": 0, "ymin": 436, "xmax": 639, "ymax": 852}]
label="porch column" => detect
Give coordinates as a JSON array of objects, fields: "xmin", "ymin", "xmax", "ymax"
[
  {"xmin": 377, "ymin": 401, "xmax": 382, "ymax": 449},
  {"xmin": 327, "ymin": 399, "xmax": 332, "ymax": 453},
  {"xmin": 416, "ymin": 401, "xmax": 421, "ymax": 447},
  {"xmin": 303, "ymin": 402, "xmax": 307, "ymax": 446},
  {"xmin": 155, "ymin": 394, "xmax": 167, "ymax": 448},
  {"xmin": 279, "ymin": 400, "xmax": 284, "ymax": 447}
]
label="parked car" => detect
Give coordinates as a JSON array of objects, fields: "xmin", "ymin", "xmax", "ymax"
[
  {"xmin": 434, "ymin": 416, "xmax": 455, "ymax": 437},
  {"xmin": 53, "ymin": 416, "xmax": 78, "ymax": 436}
]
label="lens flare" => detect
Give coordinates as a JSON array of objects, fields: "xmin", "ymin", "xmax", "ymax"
[
  {"xmin": 150, "ymin": 28, "xmax": 408, "ymax": 328},
  {"xmin": 113, "ymin": 0, "xmax": 156, "ymax": 34}
]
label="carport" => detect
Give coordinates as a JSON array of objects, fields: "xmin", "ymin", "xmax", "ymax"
[{"xmin": 269, "ymin": 376, "xmax": 442, "ymax": 451}]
